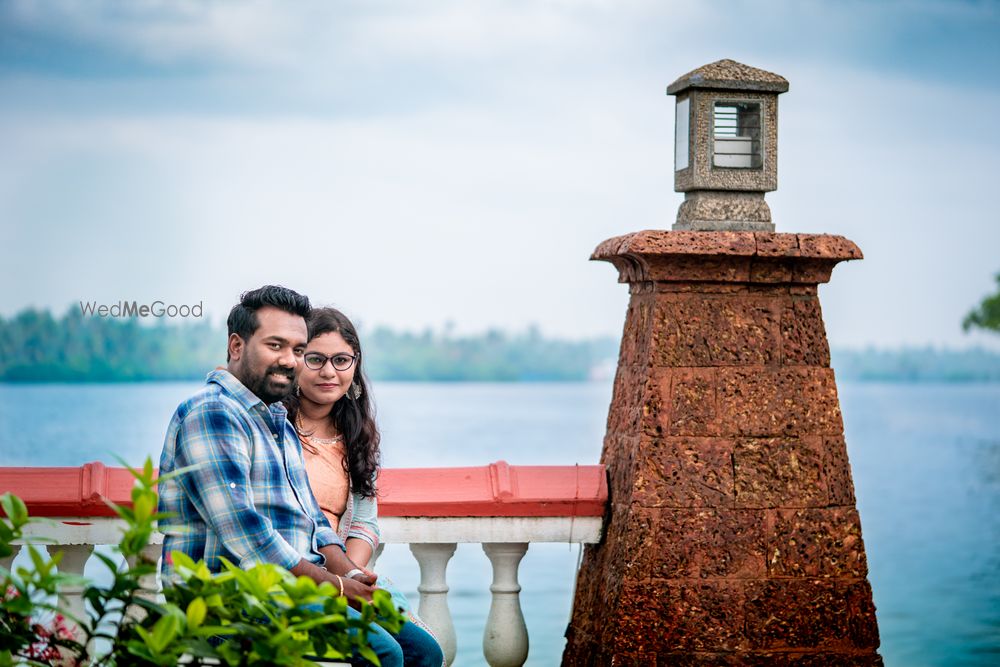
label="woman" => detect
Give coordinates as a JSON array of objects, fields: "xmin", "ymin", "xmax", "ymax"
[{"xmin": 286, "ymin": 307, "xmax": 443, "ymax": 667}]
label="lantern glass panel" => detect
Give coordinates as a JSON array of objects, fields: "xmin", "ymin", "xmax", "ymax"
[
  {"xmin": 713, "ymin": 101, "xmax": 761, "ymax": 168},
  {"xmin": 675, "ymin": 97, "xmax": 690, "ymax": 171}
]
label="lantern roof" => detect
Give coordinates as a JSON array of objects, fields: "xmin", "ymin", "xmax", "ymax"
[{"xmin": 667, "ymin": 59, "xmax": 789, "ymax": 95}]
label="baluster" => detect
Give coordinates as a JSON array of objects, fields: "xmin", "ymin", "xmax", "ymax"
[
  {"xmin": 56, "ymin": 543, "xmax": 94, "ymax": 645},
  {"xmin": 409, "ymin": 542, "xmax": 457, "ymax": 666},
  {"xmin": 482, "ymin": 543, "xmax": 529, "ymax": 667},
  {"xmin": 124, "ymin": 543, "xmax": 161, "ymax": 622},
  {"xmin": 137, "ymin": 543, "xmax": 162, "ymax": 602}
]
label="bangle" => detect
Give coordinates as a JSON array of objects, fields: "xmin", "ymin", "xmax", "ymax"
[
  {"xmin": 334, "ymin": 574, "xmax": 344, "ymax": 597},
  {"xmin": 345, "ymin": 568, "xmax": 365, "ymax": 580}
]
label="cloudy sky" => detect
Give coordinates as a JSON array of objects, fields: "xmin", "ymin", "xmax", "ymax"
[{"xmin": 1, "ymin": 0, "xmax": 998, "ymax": 348}]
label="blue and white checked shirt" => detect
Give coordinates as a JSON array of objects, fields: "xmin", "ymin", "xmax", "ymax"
[{"xmin": 158, "ymin": 369, "xmax": 343, "ymax": 576}]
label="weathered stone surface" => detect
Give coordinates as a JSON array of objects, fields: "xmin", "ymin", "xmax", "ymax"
[
  {"xmin": 615, "ymin": 579, "xmax": 748, "ymax": 652},
  {"xmin": 603, "ymin": 434, "xmax": 639, "ymax": 509},
  {"xmin": 780, "ymin": 296, "xmax": 830, "ymax": 366},
  {"xmin": 755, "ymin": 233, "xmax": 800, "ymax": 257},
  {"xmin": 749, "ymin": 258, "xmax": 794, "ymax": 283},
  {"xmin": 667, "ymin": 59, "xmax": 790, "ymax": 95},
  {"xmin": 675, "ymin": 190, "xmax": 773, "ymax": 230},
  {"xmin": 668, "ymin": 368, "xmax": 718, "ymax": 436},
  {"xmin": 823, "ymin": 435, "xmax": 858, "ymax": 506},
  {"xmin": 632, "ymin": 437, "xmax": 734, "ymax": 508},
  {"xmin": 651, "ymin": 296, "xmax": 781, "ymax": 367},
  {"xmin": 618, "ymin": 294, "xmax": 654, "ymax": 368},
  {"xmin": 717, "ymin": 368, "xmax": 843, "ymax": 436},
  {"xmin": 566, "ymin": 223, "xmax": 879, "ymax": 665},
  {"xmin": 768, "ymin": 508, "xmax": 869, "ymax": 578},
  {"xmin": 644, "ymin": 255, "xmax": 752, "ymax": 283},
  {"xmin": 606, "ymin": 365, "xmax": 647, "ymax": 436},
  {"xmin": 790, "ymin": 258, "xmax": 838, "ymax": 284},
  {"xmin": 658, "ymin": 653, "xmax": 884, "ymax": 666},
  {"xmin": 640, "ymin": 369, "xmax": 671, "ymax": 437},
  {"xmin": 641, "ymin": 508, "xmax": 766, "ymax": 579},
  {"xmin": 745, "ymin": 579, "xmax": 880, "ymax": 650},
  {"xmin": 798, "ymin": 235, "xmax": 863, "ymax": 260},
  {"xmin": 592, "ymin": 232, "xmax": 861, "ymax": 285},
  {"xmin": 734, "ymin": 436, "xmax": 826, "ymax": 508}
]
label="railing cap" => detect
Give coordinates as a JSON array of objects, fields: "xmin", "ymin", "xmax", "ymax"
[{"xmin": 1, "ymin": 461, "xmax": 608, "ymax": 518}]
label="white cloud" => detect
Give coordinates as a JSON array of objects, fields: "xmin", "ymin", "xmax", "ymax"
[{"xmin": 2, "ymin": 1, "xmax": 998, "ymax": 348}]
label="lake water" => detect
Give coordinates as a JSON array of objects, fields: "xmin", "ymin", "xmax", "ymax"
[{"xmin": 1, "ymin": 380, "xmax": 998, "ymax": 666}]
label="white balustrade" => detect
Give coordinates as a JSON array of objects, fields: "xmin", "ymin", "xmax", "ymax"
[
  {"xmin": 482, "ymin": 542, "xmax": 529, "ymax": 667},
  {"xmin": 409, "ymin": 542, "xmax": 458, "ymax": 665},
  {"xmin": 10, "ymin": 515, "xmax": 603, "ymax": 666}
]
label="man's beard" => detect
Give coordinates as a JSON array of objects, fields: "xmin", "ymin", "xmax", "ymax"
[{"xmin": 240, "ymin": 358, "xmax": 295, "ymax": 404}]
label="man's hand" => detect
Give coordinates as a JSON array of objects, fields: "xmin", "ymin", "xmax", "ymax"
[
  {"xmin": 345, "ymin": 566, "xmax": 377, "ymax": 586},
  {"xmin": 341, "ymin": 576, "xmax": 375, "ymax": 608},
  {"xmin": 292, "ymin": 557, "xmax": 377, "ymax": 610}
]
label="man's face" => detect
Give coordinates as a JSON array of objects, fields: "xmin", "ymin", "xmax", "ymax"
[{"xmin": 229, "ymin": 306, "xmax": 308, "ymax": 404}]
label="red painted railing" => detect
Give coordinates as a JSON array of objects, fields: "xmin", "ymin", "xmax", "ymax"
[{"xmin": 0, "ymin": 461, "xmax": 608, "ymax": 519}]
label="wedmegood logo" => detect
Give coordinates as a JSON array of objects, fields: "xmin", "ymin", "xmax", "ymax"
[{"xmin": 78, "ymin": 300, "xmax": 204, "ymax": 318}]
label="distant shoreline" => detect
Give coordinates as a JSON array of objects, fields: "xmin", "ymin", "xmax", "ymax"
[{"xmin": 3, "ymin": 307, "xmax": 999, "ymax": 383}]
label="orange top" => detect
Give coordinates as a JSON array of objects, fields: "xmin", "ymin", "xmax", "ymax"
[
  {"xmin": 299, "ymin": 436, "xmax": 350, "ymax": 532},
  {"xmin": 0, "ymin": 462, "xmax": 608, "ymax": 518}
]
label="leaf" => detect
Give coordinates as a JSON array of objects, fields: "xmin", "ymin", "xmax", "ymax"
[
  {"xmin": 0, "ymin": 520, "xmax": 14, "ymax": 542},
  {"xmin": 168, "ymin": 549, "xmax": 197, "ymax": 572},
  {"xmin": 133, "ymin": 493, "xmax": 155, "ymax": 522},
  {"xmin": 0, "ymin": 493, "xmax": 28, "ymax": 527},
  {"xmin": 149, "ymin": 613, "xmax": 180, "ymax": 654},
  {"xmin": 186, "ymin": 596, "xmax": 207, "ymax": 629},
  {"xmin": 358, "ymin": 644, "xmax": 382, "ymax": 667}
]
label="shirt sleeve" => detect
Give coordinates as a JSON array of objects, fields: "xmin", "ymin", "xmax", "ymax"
[
  {"xmin": 307, "ymin": 494, "xmax": 343, "ymax": 551},
  {"xmin": 347, "ymin": 489, "xmax": 381, "ymax": 551},
  {"xmin": 173, "ymin": 400, "xmax": 302, "ymax": 571}
]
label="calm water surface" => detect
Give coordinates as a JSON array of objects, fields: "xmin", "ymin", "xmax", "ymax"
[{"xmin": 1, "ymin": 380, "xmax": 998, "ymax": 666}]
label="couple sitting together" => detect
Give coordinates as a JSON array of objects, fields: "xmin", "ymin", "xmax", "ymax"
[{"xmin": 157, "ymin": 285, "xmax": 444, "ymax": 667}]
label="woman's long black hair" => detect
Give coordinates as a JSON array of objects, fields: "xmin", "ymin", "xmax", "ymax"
[{"xmin": 286, "ymin": 307, "xmax": 380, "ymax": 498}]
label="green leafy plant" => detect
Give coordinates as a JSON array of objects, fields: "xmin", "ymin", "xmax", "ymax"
[{"xmin": 1, "ymin": 458, "xmax": 405, "ymax": 666}]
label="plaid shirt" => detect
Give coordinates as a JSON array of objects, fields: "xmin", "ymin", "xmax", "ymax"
[{"xmin": 158, "ymin": 369, "xmax": 342, "ymax": 576}]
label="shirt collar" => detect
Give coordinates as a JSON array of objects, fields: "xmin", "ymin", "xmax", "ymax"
[{"xmin": 207, "ymin": 368, "xmax": 287, "ymax": 416}]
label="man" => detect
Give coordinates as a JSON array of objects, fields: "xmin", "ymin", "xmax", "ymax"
[{"xmin": 159, "ymin": 285, "xmax": 410, "ymax": 665}]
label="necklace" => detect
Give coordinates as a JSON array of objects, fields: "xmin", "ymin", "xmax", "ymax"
[{"xmin": 295, "ymin": 413, "xmax": 343, "ymax": 444}]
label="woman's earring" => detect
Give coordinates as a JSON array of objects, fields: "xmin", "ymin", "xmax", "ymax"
[
  {"xmin": 348, "ymin": 383, "xmax": 362, "ymax": 400},
  {"xmin": 295, "ymin": 385, "xmax": 301, "ymax": 397}
]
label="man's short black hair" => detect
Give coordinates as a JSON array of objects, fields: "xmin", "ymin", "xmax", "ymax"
[{"xmin": 226, "ymin": 285, "xmax": 311, "ymax": 360}]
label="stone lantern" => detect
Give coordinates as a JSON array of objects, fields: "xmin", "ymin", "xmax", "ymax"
[
  {"xmin": 670, "ymin": 59, "xmax": 788, "ymax": 231},
  {"xmin": 563, "ymin": 60, "xmax": 883, "ymax": 665}
]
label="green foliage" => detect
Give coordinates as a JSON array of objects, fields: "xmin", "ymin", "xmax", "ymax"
[
  {"xmin": 963, "ymin": 272, "xmax": 1000, "ymax": 335},
  {"xmin": 0, "ymin": 306, "xmax": 619, "ymax": 382},
  {"xmin": 1, "ymin": 459, "xmax": 405, "ymax": 666},
  {"xmin": 0, "ymin": 307, "xmax": 222, "ymax": 382}
]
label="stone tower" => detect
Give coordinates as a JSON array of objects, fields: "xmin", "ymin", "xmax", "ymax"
[{"xmin": 562, "ymin": 60, "xmax": 882, "ymax": 665}]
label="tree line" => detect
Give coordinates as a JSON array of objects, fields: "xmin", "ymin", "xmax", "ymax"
[
  {"xmin": 3, "ymin": 306, "xmax": 1000, "ymax": 383},
  {"xmin": 0, "ymin": 307, "xmax": 618, "ymax": 382}
]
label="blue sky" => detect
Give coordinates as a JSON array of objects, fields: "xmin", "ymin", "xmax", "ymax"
[{"xmin": 1, "ymin": 0, "xmax": 998, "ymax": 348}]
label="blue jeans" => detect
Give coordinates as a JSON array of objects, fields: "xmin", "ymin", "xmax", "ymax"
[{"xmin": 347, "ymin": 606, "xmax": 443, "ymax": 667}]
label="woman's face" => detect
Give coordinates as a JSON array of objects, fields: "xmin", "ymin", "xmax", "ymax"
[{"xmin": 296, "ymin": 331, "xmax": 357, "ymax": 406}]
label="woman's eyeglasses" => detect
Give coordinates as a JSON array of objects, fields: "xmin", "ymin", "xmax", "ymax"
[{"xmin": 303, "ymin": 352, "xmax": 358, "ymax": 371}]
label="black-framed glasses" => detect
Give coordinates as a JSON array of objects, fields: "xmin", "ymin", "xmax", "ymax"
[{"xmin": 303, "ymin": 352, "xmax": 358, "ymax": 371}]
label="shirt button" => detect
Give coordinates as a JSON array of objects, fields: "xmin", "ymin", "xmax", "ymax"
[{"xmin": 230, "ymin": 482, "xmax": 236, "ymax": 489}]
